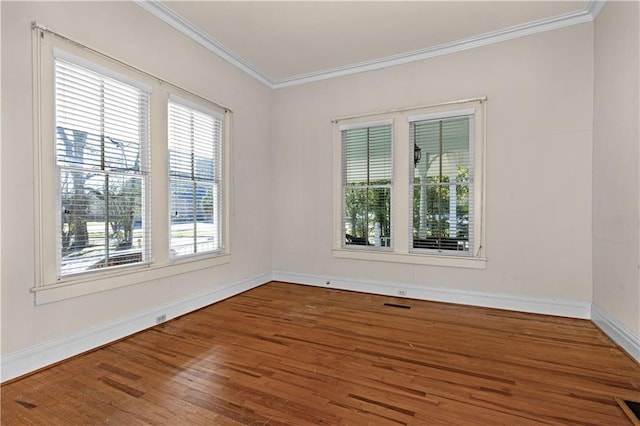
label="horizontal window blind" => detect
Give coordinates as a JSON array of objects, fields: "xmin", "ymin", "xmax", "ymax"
[
  {"xmin": 342, "ymin": 124, "xmax": 392, "ymax": 248},
  {"xmin": 411, "ymin": 115, "xmax": 473, "ymax": 253},
  {"xmin": 55, "ymin": 58, "xmax": 151, "ymax": 276},
  {"xmin": 168, "ymin": 99, "xmax": 223, "ymax": 257}
]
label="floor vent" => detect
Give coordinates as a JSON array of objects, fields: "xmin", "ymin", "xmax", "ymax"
[
  {"xmin": 616, "ymin": 398, "xmax": 640, "ymax": 425},
  {"xmin": 383, "ymin": 303, "xmax": 411, "ymax": 309}
]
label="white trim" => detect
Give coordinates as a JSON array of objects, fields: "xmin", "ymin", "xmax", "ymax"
[
  {"xmin": 333, "ymin": 249, "xmax": 486, "ymax": 269},
  {"xmin": 54, "ymin": 48, "xmax": 153, "ymax": 93},
  {"xmin": 587, "ymin": 1, "xmax": 607, "ymax": 20},
  {"xmin": 10, "ymin": 273, "xmax": 635, "ymax": 383},
  {"xmin": 273, "ymin": 7, "xmax": 596, "ymax": 88},
  {"xmin": 272, "ymin": 270, "xmax": 591, "ymax": 319},
  {"xmin": 591, "ymin": 304, "xmax": 640, "ymax": 363},
  {"xmin": 136, "ymin": 1, "xmax": 603, "ymax": 90},
  {"xmin": 339, "ymin": 119, "xmax": 393, "ymax": 132},
  {"xmin": 133, "ymin": 0, "xmax": 272, "ymax": 88},
  {"xmin": 332, "ymin": 97, "xmax": 487, "ymax": 124},
  {"xmin": 408, "ymin": 108, "xmax": 475, "ymax": 123},
  {"xmin": 2, "ymin": 272, "xmax": 271, "ymax": 383},
  {"xmin": 169, "ymin": 93, "xmax": 225, "ymax": 121},
  {"xmin": 32, "ymin": 254, "xmax": 232, "ymax": 305}
]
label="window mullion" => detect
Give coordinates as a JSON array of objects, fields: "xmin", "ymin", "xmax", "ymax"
[
  {"xmin": 100, "ymin": 79, "xmax": 110, "ymax": 266},
  {"xmin": 190, "ymin": 111, "xmax": 197, "ymax": 251}
]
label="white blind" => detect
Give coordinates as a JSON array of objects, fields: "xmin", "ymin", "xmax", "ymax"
[
  {"xmin": 342, "ymin": 124, "xmax": 392, "ymax": 248},
  {"xmin": 168, "ymin": 99, "xmax": 223, "ymax": 257},
  {"xmin": 411, "ymin": 115, "xmax": 473, "ymax": 253},
  {"xmin": 55, "ymin": 58, "xmax": 151, "ymax": 276}
]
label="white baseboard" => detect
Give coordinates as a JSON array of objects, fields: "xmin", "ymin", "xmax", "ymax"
[
  {"xmin": 271, "ymin": 270, "xmax": 592, "ymax": 319},
  {"xmin": 7, "ymin": 271, "xmax": 635, "ymax": 383},
  {"xmin": 591, "ymin": 303, "xmax": 640, "ymax": 363},
  {"xmin": 1, "ymin": 272, "xmax": 271, "ymax": 383}
]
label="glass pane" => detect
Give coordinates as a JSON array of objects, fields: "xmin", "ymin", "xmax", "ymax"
[
  {"xmin": 414, "ymin": 121, "xmax": 440, "ymax": 179},
  {"xmin": 368, "ymin": 126, "xmax": 392, "ymax": 184},
  {"xmin": 106, "ymin": 175, "xmax": 142, "ymax": 250},
  {"xmin": 99, "ymin": 177, "xmax": 144, "ymax": 269},
  {"xmin": 103, "ymin": 135, "xmax": 142, "ymax": 173},
  {"xmin": 344, "ymin": 125, "xmax": 392, "ymax": 185},
  {"xmin": 60, "ymin": 172, "xmax": 145, "ymax": 275},
  {"xmin": 55, "ymin": 59, "xmax": 148, "ymax": 173},
  {"xmin": 193, "ymin": 112, "xmax": 216, "ymax": 182},
  {"xmin": 412, "ymin": 185, "xmax": 448, "ymax": 238},
  {"xmin": 170, "ymin": 180, "xmax": 196, "ymax": 256},
  {"xmin": 413, "ymin": 117, "xmax": 469, "ymax": 182},
  {"xmin": 168, "ymin": 101, "xmax": 220, "ymax": 183},
  {"xmin": 413, "ymin": 182, "xmax": 469, "ymax": 251},
  {"xmin": 195, "ymin": 183, "xmax": 217, "ymax": 253},
  {"xmin": 56, "ymin": 128, "xmax": 102, "ymax": 170},
  {"xmin": 60, "ymin": 171, "xmax": 107, "ymax": 275},
  {"xmin": 344, "ymin": 187, "xmax": 391, "ymax": 247},
  {"xmin": 455, "ymin": 180, "xmax": 470, "ymax": 241},
  {"xmin": 414, "ymin": 184, "xmax": 447, "ymax": 242},
  {"xmin": 168, "ymin": 103, "xmax": 193, "ymax": 179},
  {"xmin": 344, "ymin": 128, "xmax": 368, "ymax": 185}
]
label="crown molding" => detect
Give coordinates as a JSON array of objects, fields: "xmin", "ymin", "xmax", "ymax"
[
  {"xmin": 136, "ymin": 0, "xmax": 605, "ymax": 90},
  {"xmin": 587, "ymin": 0, "xmax": 607, "ymax": 20},
  {"xmin": 133, "ymin": 0, "xmax": 274, "ymax": 87}
]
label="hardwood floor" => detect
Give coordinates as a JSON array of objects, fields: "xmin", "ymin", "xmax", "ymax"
[{"xmin": 2, "ymin": 281, "xmax": 640, "ymax": 425}]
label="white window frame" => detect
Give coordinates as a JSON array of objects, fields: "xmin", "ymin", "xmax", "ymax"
[
  {"xmin": 333, "ymin": 99, "xmax": 486, "ymax": 269},
  {"xmin": 32, "ymin": 26, "xmax": 231, "ymax": 304},
  {"xmin": 168, "ymin": 94, "xmax": 226, "ymax": 260},
  {"xmin": 409, "ymin": 108, "xmax": 476, "ymax": 257},
  {"xmin": 53, "ymin": 51, "xmax": 153, "ymax": 277}
]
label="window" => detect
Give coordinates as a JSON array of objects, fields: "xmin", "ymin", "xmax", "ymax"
[
  {"xmin": 55, "ymin": 57, "xmax": 151, "ymax": 276},
  {"xmin": 33, "ymin": 26, "xmax": 231, "ymax": 304},
  {"xmin": 341, "ymin": 121, "xmax": 393, "ymax": 249},
  {"xmin": 333, "ymin": 100, "xmax": 485, "ymax": 268},
  {"xmin": 168, "ymin": 98, "xmax": 224, "ymax": 257},
  {"xmin": 410, "ymin": 113, "xmax": 473, "ymax": 254}
]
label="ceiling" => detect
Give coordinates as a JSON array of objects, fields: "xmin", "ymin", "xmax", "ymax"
[{"xmin": 137, "ymin": 1, "xmax": 602, "ymax": 88}]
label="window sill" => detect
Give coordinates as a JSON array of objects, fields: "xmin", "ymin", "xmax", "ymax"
[
  {"xmin": 32, "ymin": 254, "xmax": 231, "ymax": 305},
  {"xmin": 332, "ymin": 249, "xmax": 486, "ymax": 269}
]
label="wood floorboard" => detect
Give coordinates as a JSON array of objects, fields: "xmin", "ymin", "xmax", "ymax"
[{"xmin": 2, "ymin": 281, "xmax": 640, "ymax": 425}]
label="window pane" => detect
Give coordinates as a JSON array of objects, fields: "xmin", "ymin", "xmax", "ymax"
[
  {"xmin": 107, "ymin": 175, "xmax": 142, "ymax": 249},
  {"xmin": 344, "ymin": 187, "xmax": 391, "ymax": 247},
  {"xmin": 59, "ymin": 171, "xmax": 145, "ymax": 275},
  {"xmin": 344, "ymin": 125, "xmax": 392, "ymax": 185},
  {"xmin": 195, "ymin": 183, "xmax": 216, "ymax": 253},
  {"xmin": 170, "ymin": 180, "xmax": 196, "ymax": 256},
  {"xmin": 344, "ymin": 128, "xmax": 367, "ymax": 184},
  {"xmin": 60, "ymin": 171, "xmax": 106, "ymax": 275}
]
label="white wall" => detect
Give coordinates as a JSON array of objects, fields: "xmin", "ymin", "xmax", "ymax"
[
  {"xmin": 1, "ymin": 1, "xmax": 272, "ymax": 358},
  {"xmin": 593, "ymin": 1, "xmax": 640, "ymax": 335},
  {"xmin": 272, "ymin": 24, "xmax": 594, "ymax": 304}
]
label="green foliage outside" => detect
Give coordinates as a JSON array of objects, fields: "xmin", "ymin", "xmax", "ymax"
[
  {"xmin": 345, "ymin": 182, "xmax": 391, "ymax": 244},
  {"xmin": 201, "ymin": 188, "xmax": 214, "ymax": 219},
  {"xmin": 413, "ymin": 166, "xmax": 469, "ymax": 239}
]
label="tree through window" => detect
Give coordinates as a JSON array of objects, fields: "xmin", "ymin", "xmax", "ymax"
[
  {"xmin": 55, "ymin": 58, "xmax": 150, "ymax": 275},
  {"xmin": 341, "ymin": 123, "xmax": 392, "ymax": 248},
  {"xmin": 411, "ymin": 115, "xmax": 472, "ymax": 253}
]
